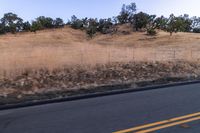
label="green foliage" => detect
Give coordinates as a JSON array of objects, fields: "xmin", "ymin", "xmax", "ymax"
[
  {"xmin": 191, "ymin": 16, "xmax": 200, "ymax": 29},
  {"xmin": 22, "ymin": 21, "xmax": 31, "ymax": 32},
  {"xmin": 70, "ymin": 15, "xmax": 84, "ymax": 29},
  {"xmin": 81, "ymin": 17, "xmax": 88, "ymax": 28},
  {"xmin": 165, "ymin": 14, "xmax": 192, "ymax": 36},
  {"xmin": 147, "ymin": 28, "xmax": 157, "ymax": 36},
  {"xmin": 30, "ymin": 21, "xmax": 42, "ymax": 33},
  {"xmin": 0, "ymin": 2, "xmax": 198, "ymax": 37},
  {"xmin": 117, "ymin": 4, "xmax": 129, "ymax": 24},
  {"xmin": 133, "ymin": 12, "xmax": 150, "ymax": 31},
  {"xmin": 178, "ymin": 14, "xmax": 193, "ymax": 32},
  {"xmin": 36, "ymin": 16, "xmax": 54, "ymax": 29},
  {"xmin": 53, "ymin": 18, "xmax": 64, "ymax": 28},
  {"xmin": 98, "ymin": 18, "xmax": 113, "ymax": 34},
  {"xmin": 117, "ymin": 3, "xmax": 137, "ymax": 24},
  {"xmin": 86, "ymin": 19, "xmax": 98, "ymax": 38},
  {"xmin": 193, "ymin": 28, "xmax": 200, "ymax": 33},
  {"xmin": 0, "ymin": 23, "xmax": 6, "ymax": 34},
  {"xmin": 1, "ymin": 12, "xmax": 23, "ymax": 33},
  {"xmin": 166, "ymin": 14, "xmax": 179, "ymax": 36},
  {"xmin": 0, "ymin": 13, "xmax": 65, "ymax": 34},
  {"xmin": 154, "ymin": 16, "xmax": 168, "ymax": 30}
]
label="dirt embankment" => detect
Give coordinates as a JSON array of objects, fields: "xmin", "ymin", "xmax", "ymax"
[{"xmin": 0, "ymin": 61, "xmax": 200, "ymax": 105}]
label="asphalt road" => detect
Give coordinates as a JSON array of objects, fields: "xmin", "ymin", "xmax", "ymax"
[{"xmin": 1, "ymin": 83, "xmax": 200, "ymax": 133}]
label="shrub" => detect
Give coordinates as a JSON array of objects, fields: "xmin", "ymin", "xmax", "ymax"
[
  {"xmin": 36, "ymin": 16, "xmax": 54, "ymax": 29},
  {"xmin": 53, "ymin": 18, "xmax": 64, "ymax": 28},
  {"xmin": 30, "ymin": 21, "xmax": 42, "ymax": 33},
  {"xmin": 86, "ymin": 26, "xmax": 96, "ymax": 38},
  {"xmin": 147, "ymin": 28, "xmax": 157, "ymax": 35},
  {"xmin": 86, "ymin": 19, "xmax": 98, "ymax": 38},
  {"xmin": 70, "ymin": 15, "xmax": 84, "ymax": 30},
  {"xmin": 98, "ymin": 18, "xmax": 113, "ymax": 34},
  {"xmin": 193, "ymin": 28, "xmax": 200, "ymax": 33},
  {"xmin": 22, "ymin": 21, "xmax": 31, "ymax": 32}
]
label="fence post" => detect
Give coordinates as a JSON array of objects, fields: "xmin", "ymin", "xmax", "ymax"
[
  {"xmin": 107, "ymin": 45, "xmax": 111, "ymax": 64},
  {"xmin": 154, "ymin": 48, "xmax": 157, "ymax": 62},
  {"xmin": 132, "ymin": 47, "xmax": 135, "ymax": 61},
  {"xmin": 80, "ymin": 48, "xmax": 83, "ymax": 65},
  {"xmin": 173, "ymin": 50, "xmax": 176, "ymax": 59},
  {"xmin": 190, "ymin": 50, "xmax": 193, "ymax": 60}
]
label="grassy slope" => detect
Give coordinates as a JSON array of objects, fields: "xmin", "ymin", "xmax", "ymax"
[
  {"xmin": 0, "ymin": 25, "xmax": 200, "ymax": 77},
  {"xmin": 1, "ymin": 25, "xmax": 200, "ymax": 103}
]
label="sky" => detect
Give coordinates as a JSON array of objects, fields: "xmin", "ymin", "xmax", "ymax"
[{"xmin": 0, "ymin": 0, "xmax": 200, "ymax": 22}]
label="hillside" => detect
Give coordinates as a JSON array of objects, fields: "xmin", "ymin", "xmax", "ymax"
[
  {"xmin": 1, "ymin": 25, "xmax": 200, "ymax": 47},
  {"xmin": 1, "ymin": 26, "xmax": 200, "ymax": 103},
  {"xmin": 0, "ymin": 26, "xmax": 200, "ymax": 78}
]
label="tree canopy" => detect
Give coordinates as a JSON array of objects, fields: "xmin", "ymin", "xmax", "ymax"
[{"xmin": 0, "ymin": 2, "xmax": 199, "ymax": 36}]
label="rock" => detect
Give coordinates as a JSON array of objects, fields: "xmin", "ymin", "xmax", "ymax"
[{"xmin": 17, "ymin": 95, "xmax": 22, "ymax": 99}]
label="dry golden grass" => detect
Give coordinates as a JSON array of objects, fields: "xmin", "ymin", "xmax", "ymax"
[{"xmin": 1, "ymin": 26, "xmax": 200, "ymax": 78}]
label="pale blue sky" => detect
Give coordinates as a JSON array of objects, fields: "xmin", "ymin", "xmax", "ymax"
[{"xmin": 0, "ymin": 0, "xmax": 200, "ymax": 22}]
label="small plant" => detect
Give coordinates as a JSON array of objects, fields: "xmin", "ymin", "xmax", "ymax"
[
  {"xmin": 86, "ymin": 26, "xmax": 96, "ymax": 38},
  {"xmin": 147, "ymin": 28, "xmax": 157, "ymax": 36}
]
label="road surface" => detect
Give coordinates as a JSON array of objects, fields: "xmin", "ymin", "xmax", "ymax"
[{"xmin": 1, "ymin": 83, "xmax": 200, "ymax": 133}]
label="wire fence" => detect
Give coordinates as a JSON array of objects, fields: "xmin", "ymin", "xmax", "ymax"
[
  {"xmin": 0, "ymin": 45, "xmax": 200, "ymax": 77},
  {"xmin": 6, "ymin": 47, "xmax": 200, "ymax": 64},
  {"xmin": 68, "ymin": 47, "xmax": 200, "ymax": 64}
]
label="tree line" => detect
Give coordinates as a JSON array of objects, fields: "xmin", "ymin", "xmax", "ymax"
[
  {"xmin": 1, "ymin": 2, "xmax": 200, "ymax": 37},
  {"xmin": 0, "ymin": 13, "xmax": 65, "ymax": 34}
]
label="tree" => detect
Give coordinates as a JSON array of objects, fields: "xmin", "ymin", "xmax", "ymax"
[
  {"xmin": 112, "ymin": 16, "xmax": 118, "ymax": 24},
  {"xmin": 0, "ymin": 22, "xmax": 6, "ymax": 34},
  {"xmin": 117, "ymin": 3, "xmax": 137, "ymax": 24},
  {"xmin": 166, "ymin": 14, "xmax": 192, "ymax": 36},
  {"xmin": 70, "ymin": 15, "xmax": 83, "ymax": 29},
  {"xmin": 146, "ymin": 15, "xmax": 157, "ymax": 35},
  {"xmin": 22, "ymin": 21, "xmax": 31, "ymax": 32},
  {"xmin": 98, "ymin": 18, "xmax": 113, "ymax": 34},
  {"xmin": 166, "ymin": 14, "xmax": 179, "ymax": 36},
  {"xmin": 154, "ymin": 16, "xmax": 168, "ymax": 30},
  {"xmin": 191, "ymin": 16, "xmax": 200, "ymax": 29},
  {"xmin": 178, "ymin": 14, "xmax": 193, "ymax": 32},
  {"xmin": 126, "ymin": 3, "xmax": 137, "ymax": 22},
  {"xmin": 81, "ymin": 17, "xmax": 88, "ymax": 28},
  {"xmin": 86, "ymin": 19, "xmax": 98, "ymax": 38},
  {"xmin": 117, "ymin": 4, "xmax": 129, "ymax": 24},
  {"xmin": 1, "ymin": 12, "xmax": 23, "ymax": 33},
  {"xmin": 35, "ymin": 16, "xmax": 54, "ymax": 29},
  {"xmin": 15, "ymin": 18, "xmax": 23, "ymax": 32},
  {"xmin": 193, "ymin": 28, "xmax": 200, "ymax": 33},
  {"xmin": 53, "ymin": 18, "xmax": 64, "ymax": 28},
  {"xmin": 30, "ymin": 21, "xmax": 42, "ymax": 33},
  {"xmin": 182, "ymin": 14, "xmax": 192, "ymax": 31},
  {"xmin": 133, "ymin": 12, "xmax": 150, "ymax": 31}
]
